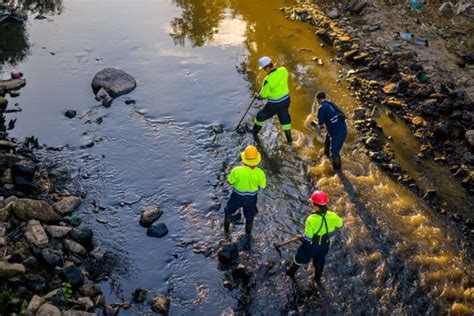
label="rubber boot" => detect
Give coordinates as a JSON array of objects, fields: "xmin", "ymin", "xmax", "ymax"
[
  {"xmin": 314, "ymin": 271, "xmax": 324, "ymax": 290},
  {"xmin": 284, "ymin": 130, "xmax": 293, "ymax": 144},
  {"xmin": 224, "ymin": 214, "xmax": 231, "ymax": 234},
  {"xmin": 324, "ymin": 136, "xmax": 331, "ymax": 158},
  {"xmin": 286, "ymin": 263, "xmax": 300, "ymax": 278},
  {"xmin": 251, "ymin": 124, "xmax": 262, "ymax": 141},
  {"xmin": 332, "ymin": 156, "xmax": 342, "ymax": 170},
  {"xmin": 245, "ymin": 219, "xmax": 253, "ymax": 235}
]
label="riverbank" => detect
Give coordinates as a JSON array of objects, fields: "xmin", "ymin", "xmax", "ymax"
[{"xmin": 281, "ymin": 1, "xmax": 473, "ymax": 250}]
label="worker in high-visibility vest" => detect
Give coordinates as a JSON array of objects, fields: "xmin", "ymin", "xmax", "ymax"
[
  {"xmin": 252, "ymin": 56, "xmax": 293, "ymax": 144},
  {"xmin": 286, "ymin": 190, "xmax": 343, "ymax": 288},
  {"xmin": 224, "ymin": 145, "xmax": 266, "ymax": 237}
]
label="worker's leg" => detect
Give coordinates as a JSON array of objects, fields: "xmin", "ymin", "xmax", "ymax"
[
  {"xmin": 224, "ymin": 193, "xmax": 243, "ymax": 233},
  {"xmin": 287, "ymin": 242, "xmax": 312, "ymax": 278},
  {"xmin": 276, "ymin": 98, "xmax": 292, "ymax": 143},
  {"xmin": 242, "ymin": 195, "xmax": 257, "ymax": 235},
  {"xmin": 312, "ymin": 243, "xmax": 330, "ymax": 284},
  {"xmin": 330, "ymin": 125, "xmax": 347, "ymax": 170},
  {"xmin": 324, "ymin": 134, "xmax": 331, "ymax": 158},
  {"xmin": 252, "ymin": 103, "xmax": 280, "ymax": 136}
]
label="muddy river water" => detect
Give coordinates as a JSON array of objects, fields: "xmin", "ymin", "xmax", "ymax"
[{"xmin": 2, "ymin": 0, "xmax": 473, "ymax": 314}]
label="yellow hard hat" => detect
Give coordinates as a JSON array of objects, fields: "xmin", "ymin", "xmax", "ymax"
[{"xmin": 240, "ymin": 145, "xmax": 261, "ymax": 166}]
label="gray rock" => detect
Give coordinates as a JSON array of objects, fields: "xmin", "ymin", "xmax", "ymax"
[
  {"xmin": 0, "ymin": 96, "xmax": 8, "ymax": 110},
  {"xmin": 62, "ymin": 264, "xmax": 84, "ymax": 287},
  {"xmin": 0, "ymin": 78, "xmax": 26, "ymax": 92},
  {"xmin": 0, "ymin": 207, "xmax": 9, "ymax": 221},
  {"xmin": 151, "ymin": 295, "xmax": 170, "ymax": 315},
  {"xmin": 0, "ymin": 262, "xmax": 25, "ymax": 278},
  {"xmin": 45, "ymin": 225, "xmax": 72, "ymax": 238},
  {"xmin": 71, "ymin": 226, "xmax": 93, "ymax": 245},
  {"xmin": 465, "ymin": 130, "xmax": 474, "ymax": 147},
  {"xmin": 25, "ymin": 219, "xmax": 49, "ymax": 247},
  {"xmin": 146, "ymin": 223, "xmax": 168, "ymax": 238},
  {"xmin": 36, "ymin": 303, "xmax": 61, "ymax": 316},
  {"xmin": 132, "ymin": 288, "xmax": 148, "ymax": 303},
  {"xmin": 40, "ymin": 248, "xmax": 64, "ymax": 268},
  {"xmin": 78, "ymin": 297, "xmax": 94, "ymax": 311},
  {"xmin": 91, "ymin": 68, "xmax": 136, "ymax": 97},
  {"xmin": 25, "ymin": 295, "xmax": 42, "ymax": 315},
  {"xmin": 65, "ymin": 110, "xmax": 77, "ymax": 119},
  {"xmin": 439, "ymin": 2, "xmax": 454, "ymax": 16},
  {"xmin": 353, "ymin": 108, "xmax": 366, "ymax": 119},
  {"xmin": 64, "ymin": 239, "xmax": 87, "ymax": 256},
  {"xmin": 13, "ymin": 160, "xmax": 38, "ymax": 178},
  {"xmin": 327, "ymin": 8, "xmax": 340, "ymax": 19},
  {"xmin": 53, "ymin": 196, "xmax": 81, "ymax": 216},
  {"xmin": 139, "ymin": 207, "xmax": 163, "ymax": 227},
  {"xmin": 79, "ymin": 283, "xmax": 102, "ymax": 298},
  {"xmin": 365, "ymin": 136, "xmax": 382, "ymax": 150},
  {"xmin": 9, "ymin": 199, "xmax": 60, "ymax": 223},
  {"xmin": 63, "ymin": 311, "xmax": 98, "ymax": 316}
]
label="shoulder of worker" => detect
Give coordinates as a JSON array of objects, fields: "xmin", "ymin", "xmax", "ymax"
[
  {"xmin": 306, "ymin": 213, "xmax": 320, "ymax": 222},
  {"xmin": 253, "ymin": 166, "xmax": 266, "ymax": 174},
  {"xmin": 231, "ymin": 165, "xmax": 246, "ymax": 173},
  {"xmin": 277, "ymin": 66, "xmax": 288, "ymax": 74}
]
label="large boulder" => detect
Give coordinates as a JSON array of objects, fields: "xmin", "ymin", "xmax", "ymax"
[
  {"xmin": 9, "ymin": 199, "xmax": 60, "ymax": 223},
  {"xmin": 91, "ymin": 68, "xmax": 136, "ymax": 97},
  {"xmin": 139, "ymin": 207, "xmax": 163, "ymax": 227},
  {"xmin": 25, "ymin": 295, "xmax": 42, "ymax": 315},
  {"xmin": 53, "ymin": 196, "xmax": 81, "ymax": 216},
  {"xmin": 0, "ymin": 262, "xmax": 25, "ymax": 278}
]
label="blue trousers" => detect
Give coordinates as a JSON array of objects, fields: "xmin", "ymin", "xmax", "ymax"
[
  {"xmin": 294, "ymin": 242, "xmax": 329, "ymax": 281},
  {"xmin": 327, "ymin": 126, "xmax": 347, "ymax": 159}
]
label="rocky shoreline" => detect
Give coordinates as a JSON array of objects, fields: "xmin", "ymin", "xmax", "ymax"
[{"xmin": 281, "ymin": 1, "xmax": 473, "ymax": 252}]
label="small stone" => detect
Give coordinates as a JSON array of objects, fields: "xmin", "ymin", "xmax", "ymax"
[
  {"xmin": 439, "ymin": 2, "xmax": 454, "ymax": 16},
  {"xmin": 63, "ymin": 311, "xmax": 98, "ymax": 316},
  {"xmin": 0, "ymin": 262, "xmax": 25, "ymax": 278},
  {"xmin": 353, "ymin": 108, "xmax": 366, "ymax": 119},
  {"xmin": 139, "ymin": 207, "xmax": 163, "ymax": 227},
  {"xmin": 386, "ymin": 99, "xmax": 404, "ymax": 108},
  {"xmin": 146, "ymin": 223, "xmax": 168, "ymax": 238},
  {"xmin": 124, "ymin": 99, "xmax": 136, "ymax": 105},
  {"xmin": 327, "ymin": 8, "xmax": 340, "ymax": 19},
  {"xmin": 25, "ymin": 295, "xmax": 42, "ymax": 315},
  {"xmin": 365, "ymin": 136, "xmax": 382, "ymax": 150},
  {"xmin": 9, "ymin": 90, "xmax": 20, "ymax": 97},
  {"xmin": 45, "ymin": 225, "xmax": 72, "ymax": 238},
  {"xmin": 151, "ymin": 295, "xmax": 170, "ymax": 315},
  {"xmin": 13, "ymin": 160, "xmax": 38, "ymax": 178},
  {"xmin": 79, "ymin": 283, "xmax": 102, "ymax": 298},
  {"xmin": 232, "ymin": 263, "xmax": 251, "ymax": 284},
  {"xmin": 25, "ymin": 219, "xmax": 49, "ymax": 247},
  {"xmin": 132, "ymin": 288, "xmax": 148, "ymax": 303},
  {"xmin": 465, "ymin": 130, "xmax": 474, "ymax": 147},
  {"xmin": 78, "ymin": 297, "xmax": 94, "ymax": 311},
  {"xmin": 53, "ymin": 196, "xmax": 82, "ymax": 216},
  {"xmin": 433, "ymin": 121, "xmax": 451, "ymax": 141},
  {"xmin": 62, "ymin": 264, "xmax": 84, "ymax": 287},
  {"xmin": 25, "ymin": 274, "xmax": 47, "ymax": 291},
  {"xmin": 65, "ymin": 110, "xmax": 77, "ymax": 119},
  {"xmin": 412, "ymin": 116, "xmax": 425, "ymax": 127},
  {"xmin": 36, "ymin": 303, "xmax": 61, "ymax": 316},
  {"xmin": 383, "ymin": 82, "xmax": 398, "ymax": 94},
  {"xmin": 64, "ymin": 239, "xmax": 87, "ymax": 256}
]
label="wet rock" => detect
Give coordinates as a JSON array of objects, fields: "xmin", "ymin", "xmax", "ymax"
[
  {"xmin": 0, "ymin": 262, "xmax": 25, "ymax": 278},
  {"xmin": 23, "ymin": 256, "xmax": 39, "ymax": 269},
  {"xmin": 36, "ymin": 303, "xmax": 61, "ymax": 316},
  {"xmin": 62, "ymin": 264, "xmax": 84, "ymax": 287},
  {"xmin": 45, "ymin": 225, "xmax": 72, "ymax": 238},
  {"xmin": 13, "ymin": 160, "xmax": 37, "ymax": 178},
  {"xmin": 53, "ymin": 196, "xmax": 81, "ymax": 216},
  {"xmin": 420, "ymin": 100, "xmax": 439, "ymax": 117},
  {"xmin": 365, "ymin": 136, "xmax": 382, "ymax": 150},
  {"xmin": 25, "ymin": 294, "xmax": 42, "ymax": 315},
  {"xmin": 344, "ymin": 49, "xmax": 359, "ymax": 60},
  {"xmin": 327, "ymin": 8, "xmax": 340, "ymax": 19},
  {"xmin": 25, "ymin": 274, "xmax": 47, "ymax": 291},
  {"xmin": 79, "ymin": 283, "xmax": 102, "ymax": 298},
  {"xmin": 91, "ymin": 68, "xmax": 136, "ymax": 97},
  {"xmin": 71, "ymin": 226, "xmax": 93, "ymax": 245},
  {"xmin": 433, "ymin": 121, "xmax": 451, "ymax": 141},
  {"xmin": 15, "ymin": 176, "xmax": 40, "ymax": 192},
  {"xmin": 346, "ymin": 0, "xmax": 367, "ymax": 14},
  {"xmin": 65, "ymin": 110, "xmax": 77, "ymax": 119},
  {"xmin": 0, "ymin": 96, "xmax": 8, "ymax": 110},
  {"xmin": 439, "ymin": 2, "xmax": 454, "ymax": 16},
  {"xmin": 63, "ymin": 311, "xmax": 99, "ymax": 316},
  {"xmin": 232, "ymin": 263, "xmax": 251, "ymax": 284},
  {"xmin": 383, "ymin": 82, "xmax": 397, "ymax": 94},
  {"xmin": 10, "ymin": 9, "xmax": 28, "ymax": 22},
  {"xmin": 64, "ymin": 239, "xmax": 87, "ymax": 256},
  {"xmin": 40, "ymin": 248, "xmax": 64, "ymax": 268},
  {"xmin": 35, "ymin": 14, "xmax": 47, "ymax": 20},
  {"xmin": 132, "ymin": 288, "xmax": 148, "ymax": 303},
  {"xmin": 212, "ymin": 123, "xmax": 224, "ymax": 134},
  {"xmin": 78, "ymin": 297, "xmax": 94, "ymax": 311},
  {"xmin": 146, "ymin": 223, "xmax": 168, "ymax": 238},
  {"xmin": 151, "ymin": 295, "xmax": 170, "ymax": 315},
  {"xmin": 0, "ymin": 78, "xmax": 26, "ymax": 93},
  {"xmin": 316, "ymin": 29, "xmax": 333, "ymax": 45},
  {"xmin": 217, "ymin": 242, "xmax": 239, "ymax": 265},
  {"xmin": 139, "ymin": 207, "xmax": 163, "ymax": 227},
  {"xmin": 465, "ymin": 130, "xmax": 474, "ymax": 147},
  {"xmin": 25, "ymin": 219, "xmax": 49, "ymax": 247},
  {"xmin": 0, "ymin": 207, "xmax": 10, "ymax": 221},
  {"xmin": 9, "ymin": 199, "xmax": 60, "ymax": 223}
]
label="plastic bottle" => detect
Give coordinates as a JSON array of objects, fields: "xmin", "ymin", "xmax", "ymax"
[{"xmin": 410, "ymin": 0, "xmax": 422, "ymax": 10}]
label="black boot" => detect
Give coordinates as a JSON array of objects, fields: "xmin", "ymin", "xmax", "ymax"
[
  {"xmin": 251, "ymin": 124, "xmax": 262, "ymax": 140},
  {"xmin": 245, "ymin": 220, "xmax": 253, "ymax": 235},
  {"xmin": 332, "ymin": 156, "xmax": 341, "ymax": 170},
  {"xmin": 284, "ymin": 130, "xmax": 293, "ymax": 143},
  {"xmin": 286, "ymin": 263, "xmax": 299, "ymax": 278},
  {"xmin": 324, "ymin": 135, "xmax": 331, "ymax": 158},
  {"xmin": 224, "ymin": 214, "xmax": 231, "ymax": 234}
]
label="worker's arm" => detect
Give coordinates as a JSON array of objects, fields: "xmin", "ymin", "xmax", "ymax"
[
  {"xmin": 227, "ymin": 168, "xmax": 238, "ymax": 185},
  {"xmin": 301, "ymin": 217, "xmax": 314, "ymax": 243},
  {"xmin": 258, "ymin": 79, "xmax": 271, "ymax": 99},
  {"xmin": 259, "ymin": 171, "xmax": 267, "ymax": 189},
  {"xmin": 317, "ymin": 105, "xmax": 326, "ymax": 129}
]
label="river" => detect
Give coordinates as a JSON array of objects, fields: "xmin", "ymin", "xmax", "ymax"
[{"xmin": 2, "ymin": 0, "xmax": 473, "ymax": 314}]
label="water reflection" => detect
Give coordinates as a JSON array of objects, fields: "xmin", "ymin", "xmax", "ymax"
[
  {"xmin": 4, "ymin": 0, "xmax": 63, "ymax": 14},
  {"xmin": 170, "ymin": 0, "xmax": 226, "ymax": 47},
  {"xmin": 0, "ymin": 22, "xmax": 29, "ymax": 67}
]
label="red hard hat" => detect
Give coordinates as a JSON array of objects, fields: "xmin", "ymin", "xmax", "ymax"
[{"xmin": 310, "ymin": 190, "xmax": 329, "ymax": 205}]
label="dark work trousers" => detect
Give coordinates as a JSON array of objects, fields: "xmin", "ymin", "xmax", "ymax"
[
  {"xmin": 293, "ymin": 241, "xmax": 330, "ymax": 282},
  {"xmin": 327, "ymin": 124, "xmax": 347, "ymax": 159},
  {"xmin": 255, "ymin": 97, "xmax": 291, "ymax": 131},
  {"xmin": 224, "ymin": 191, "xmax": 257, "ymax": 234}
]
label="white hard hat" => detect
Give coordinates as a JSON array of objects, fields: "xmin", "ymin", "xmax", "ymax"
[{"xmin": 258, "ymin": 56, "xmax": 272, "ymax": 69}]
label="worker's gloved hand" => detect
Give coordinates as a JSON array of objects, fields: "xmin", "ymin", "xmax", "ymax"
[
  {"xmin": 254, "ymin": 92, "xmax": 260, "ymax": 99},
  {"xmin": 299, "ymin": 235, "xmax": 311, "ymax": 245}
]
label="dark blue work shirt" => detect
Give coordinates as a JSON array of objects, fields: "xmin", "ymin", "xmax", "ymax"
[{"xmin": 317, "ymin": 101, "xmax": 347, "ymax": 136}]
